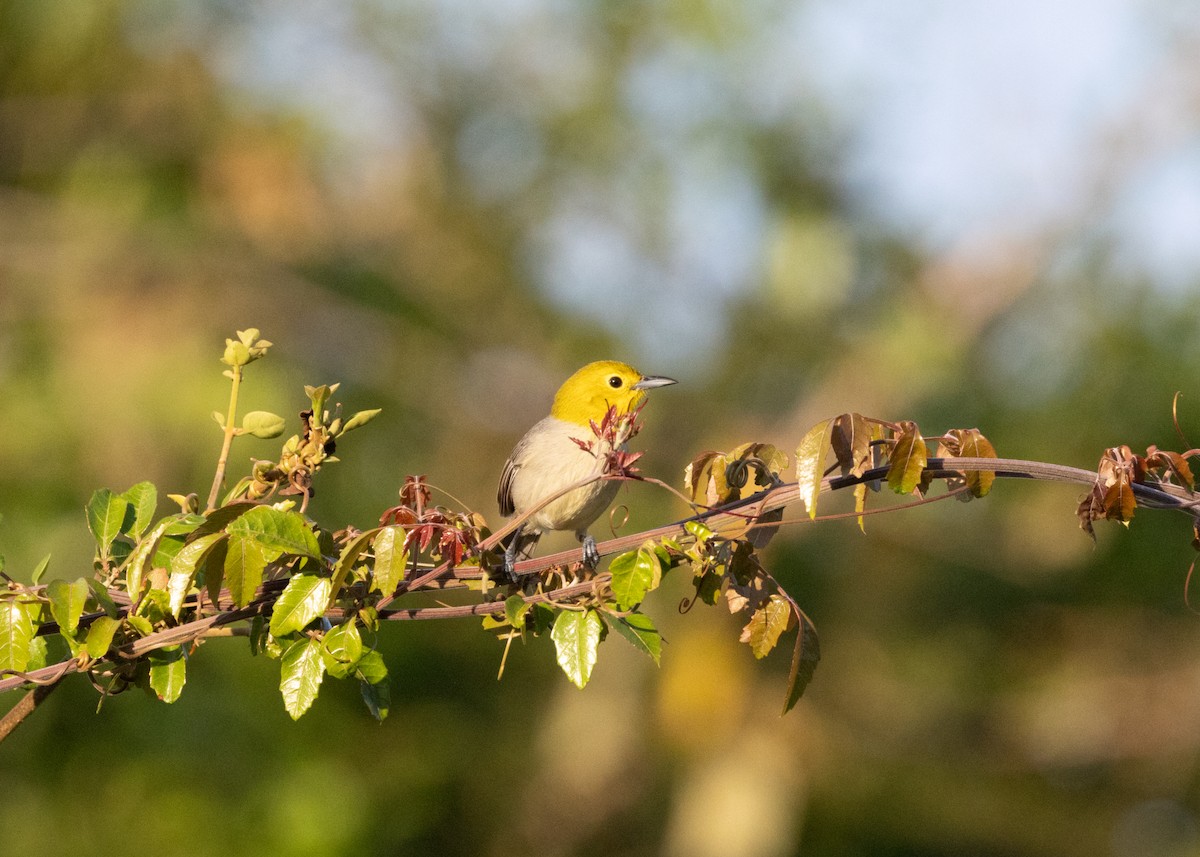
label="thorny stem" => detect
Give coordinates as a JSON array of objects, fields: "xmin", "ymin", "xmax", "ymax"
[{"xmin": 205, "ymin": 365, "xmax": 243, "ymax": 513}]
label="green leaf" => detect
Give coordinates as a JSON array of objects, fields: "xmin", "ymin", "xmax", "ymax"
[
  {"xmin": 330, "ymin": 527, "xmax": 379, "ymax": 606},
  {"xmin": 223, "ymin": 533, "xmax": 273, "ymax": 608},
  {"xmin": 684, "ymin": 520, "xmax": 713, "ymax": 547},
  {"xmin": 610, "ymin": 612, "xmax": 662, "ymax": 664},
  {"xmin": 356, "ymin": 650, "xmax": 390, "ymax": 722},
  {"xmin": 168, "ymin": 533, "xmax": 225, "ymax": 617},
  {"xmin": 191, "ymin": 501, "xmax": 257, "ymax": 540},
  {"xmin": 86, "ymin": 489, "xmax": 131, "ymax": 559},
  {"xmin": 608, "ymin": 546, "xmax": 661, "ymax": 610},
  {"xmin": 84, "ymin": 616, "xmax": 121, "ymax": 659},
  {"xmin": 124, "ymin": 518, "xmax": 174, "ymax": 606},
  {"xmin": 269, "ymin": 574, "xmax": 332, "ymax": 636},
  {"xmin": 504, "ymin": 595, "xmax": 530, "ymax": 629},
  {"xmin": 0, "ymin": 598, "xmax": 38, "ymax": 673},
  {"xmin": 551, "ymin": 609, "xmax": 604, "ymax": 689},
  {"xmin": 242, "ymin": 410, "xmax": 287, "ymax": 439},
  {"xmin": 740, "ymin": 594, "xmax": 792, "ymax": 659},
  {"xmin": 280, "ymin": 636, "xmax": 327, "ymax": 720},
  {"xmin": 782, "ymin": 608, "xmax": 821, "ymax": 715},
  {"xmin": 887, "ymin": 422, "xmax": 928, "ymax": 495},
  {"xmin": 26, "ymin": 635, "xmax": 48, "ymax": 672},
  {"xmin": 87, "ymin": 579, "xmax": 121, "ymax": 618},
  {"xmin": 148, "ymin": 647, "xmax": 187, "ymax": 703},
  {"xmin": 125, "ymin": 614, "xmax": 153, "ymax": 637},
  {"xmin": 30, "ymin": 554, "xmax": 51, "ymax": 585},
  {"xmin": 323, "ymin": 622, "xmax": 363, "ymax": 679},
  {"xmin": 796, "ymin": 418, "xmax": 832, "ymax": 520},
  {"xmin": 47, "ymin": 578, "xmax": 89, "ymax": 635},
  {"xmin": 371, "ymin": 525, "xmax": 407, "ymax": 596},
  {"xmin": 120, "ymin": 481, "xmax": 158, "ymax": 538},
  {"xmin": 226, "ymin": 505, "xmax": 320, "ymax": 559},
  {"xmin": 339, "ymin": 408, "xmax": 382, "ymax": 435}
]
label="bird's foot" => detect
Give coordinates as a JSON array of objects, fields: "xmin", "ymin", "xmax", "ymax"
[
  {"xmin": 581, "ymin": 534, "xmax": 600, "ymax": 569},
  {"xmin": 496, "ymin": 535, "xmax": 522, "ymax": 585}
]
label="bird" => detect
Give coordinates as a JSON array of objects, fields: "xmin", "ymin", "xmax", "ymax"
[{"xmin": 497, "ymin": 360, "xmax": 676, "ymax": 580}]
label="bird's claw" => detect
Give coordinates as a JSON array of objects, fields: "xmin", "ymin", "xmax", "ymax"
[{"xmin": 581, "ymin": 534, "xmax": 600, "ymax": 569}]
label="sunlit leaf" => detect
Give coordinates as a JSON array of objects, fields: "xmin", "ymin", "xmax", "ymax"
[
  {"xmin": 943, "ymin": 428, "xmax": 998, "ymax": 497},
  {"xmin": 796, "ymin": 419, "xmax": 832, "ymax": 519},
  {"xmin": 323, "ymin": 620, "xmax": 363, "ymax": 676},
  {"xmin": 740, "ymin": 593, "xmax": 791, "ymax": 659},
  {"xmin": 242, "ymin": 410, "xmax": 287, "ymax": 439},
  {"xmin": 280, "ymin": 636, "xmax": 326, "ymax": 720},
  {"xmin": 552, "ymin": 609, "xmax": 603, "ymax": 689},
  {"xmin": 125, "ymin": 518, "xmax": 174, "ymax": 606},
  {"xmin": 148, "ymin": 647, "xmax": 187, "ymax": 703},
  {"xmin": 371, "ymin": 525, "xmax": 408, "ymax": 596},
  {"xmin": 0, "ymin": 598, "xmax": 38, "ymax": 673},
  {"xmin": 269, "ymin": 574, "xmax": 332, "ymax": 636},
  {"xmin": 887, "ymin": 422, "xmax": 927, "ymax": 495},
  {"xmin": 47, "ymin": 578, "xmax": 89, "ymax": 635},
  {"xmin": 610, "ymin": 612, "xmax": 662, "ymax": 664},
  {"xmin": 609, "ymin": 546, "xmax": 661, "ymax": 610},
  {"xmin": 86, "ymin": 489, "xmax": 130, "ymax": 560},
  {"xmin": 167, "ymin": 533, "xmax": 225, "ymax": 617},
  {"xmin": 84, "ymin": 616, "xmax": 121, "ymax": 659},
  {"xmin": 226, "ymin": 505, "xmax": 320, "ymax": 559},
  {"xmin": 120, "ymin": 481, "xmax": 158, "ymax": 538},
  {"xmin": 223, "ymin": 533, "xmax": 273, "ymax": 608}
]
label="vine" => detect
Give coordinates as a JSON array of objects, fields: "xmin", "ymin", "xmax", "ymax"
[{"xmin": 2, "ymin": 329, "xmax": 1197, "ymax": 743}]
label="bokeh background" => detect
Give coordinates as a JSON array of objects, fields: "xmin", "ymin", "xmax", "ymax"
[{"xmin": 3, "ymin": 1, "xmax": 1200, "ymax": 855}]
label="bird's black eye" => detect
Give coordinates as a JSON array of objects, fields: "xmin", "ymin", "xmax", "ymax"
[{"xmin": 608, "ymin": 375, "xmax": 623, "ymax": 388}]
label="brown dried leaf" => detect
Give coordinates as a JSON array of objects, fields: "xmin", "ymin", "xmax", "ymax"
[{"xmin": 831, "ymin": 412, "xmax": 874, "ymax": 478}]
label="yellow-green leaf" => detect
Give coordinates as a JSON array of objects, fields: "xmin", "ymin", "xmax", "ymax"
[
  {"xmin": 224, "ymin": 533, "xmax": 272, "ymax": 607},
  {"xmin": 551, "ymin": 609, "xmax": 604, "ymax": 689},
  {"xmin": 371, "ymin": 525, "xmax": 407, "ymax": 596},
  {"xmin": 796, "ymin": 419, "xmax": 833, "ymax": 519},
  {"xmin": 47, "ymin": 578, "xmax": 89, "ymax": 636},
  {"xmin": 280, "ymin": 636, "xmax": 326, "ymax": 720},
  {"xmin": 609, "ymin": 546, "xmax": 661, "ymax": 610},
  {"xmin": 242, "ymin": 411, "xmax": 287, "ymax": 439},
  {"xmin": 86, "ymin": 489, "xmax": 130, "ymax": 560},
  {"xmin": 167, "ymin": 533, "xmax": 225, "ymax": 618},
  {"xmin": 269, "ymin": 574, "xmax": 332, "ymax": 636},
  {"xmin": 124, "ymin": 518, "xmax": 174, "ymax": 606},
  {"xmin": 740, "ymin": 593, "xmax": 792, "ymax": 659},
  {"xmin": 887, "ymin": 422, "xmax": 928, "ymax": 495},
  {"xmin": 226, "ymin": 505, "xmax": 320, "ymax": 559},
  {"xmin": 84, "ymin": 616, "xmax": 121, "ymax": 659},
  {"xmin": 148, "ymin": 647, "xmax": 187, "ymax": 703},
  {"xmin": 120, "ymin": 481, "xmax": 158, "ymax": 538},
  {"xmin": 0, "ymin": 598, "xmax": 38, "ymax": 673}
]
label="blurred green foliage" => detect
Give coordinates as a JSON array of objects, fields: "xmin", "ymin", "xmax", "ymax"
[{"xmin": 3, "ymin": 2, "xmax": 1200, "ymax": 856}]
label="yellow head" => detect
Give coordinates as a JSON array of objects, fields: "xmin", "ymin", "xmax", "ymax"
[{"xmin": 549, "ymin": 360, "xmax": 676, "ymax": 426}]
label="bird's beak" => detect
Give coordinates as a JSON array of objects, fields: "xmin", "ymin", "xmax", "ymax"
[{"xmin": 633, "ymin": 375, "xmax": 677, "ymax": 391}]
